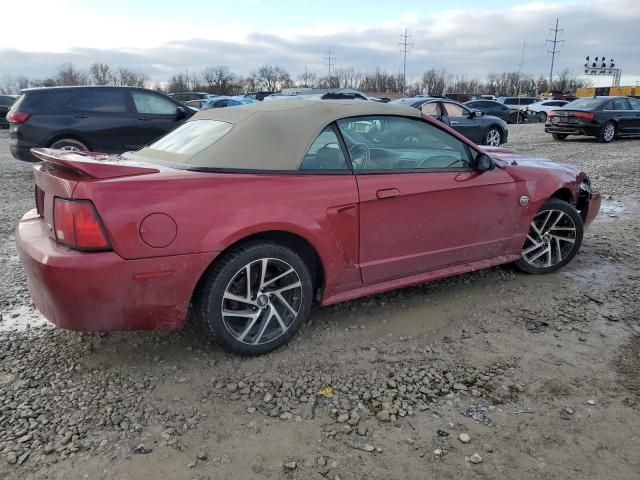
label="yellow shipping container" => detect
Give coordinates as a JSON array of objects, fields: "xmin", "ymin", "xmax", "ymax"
[
  {"xmin": 576, "ymin": 87, "xmax": 596, "ymax": 97},
  {"xmin": 609, "ymin": 86, "xmax": 635, "ymax": 96}
]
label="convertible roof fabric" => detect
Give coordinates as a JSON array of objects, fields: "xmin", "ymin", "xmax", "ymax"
[{"xmin": 136, "ymin": 100, "xmax": 421, "ymax": 170}]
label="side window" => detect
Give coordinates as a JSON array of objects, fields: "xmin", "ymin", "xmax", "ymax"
[
  {"xmin": 67, "ymin": 90, "xmax": 127, "ymax": 113},
  {"xmin": 607, "ymin": 98, "xmax": 630, "ymax": 110},
  {"xmin": 213, "ymin": 100, "xmax": 228, "ymax": 108},
  {"xmin": 443, "ymin": 102, "xmax": 469, "ymax": 117},
  {"xmin": 299, "ymin": 126, "xmax": 349, "ymax": 171},
  {"xmin": 131, "ymin": 91, "xmax": 178, "ymax": 115},
  {"xmin": 420, "ymin": 102, "xmax": 441, "ymax": 116},
  {"xmin": 628, "ymin": 98, "xmax": 640, "ymax": 110},
  {"xmin": 336, "ymin": 116, "xmax": 472, "ymax": 172}
]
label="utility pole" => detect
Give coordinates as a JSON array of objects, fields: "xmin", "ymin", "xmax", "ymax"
[
  {"xmin": 545, "ymin": 18, "xmax": 564, "ymax": 92},
  {"xmin": 324, "ymin": 48, "xmax": 335, "ymax": 89},
  {"xmin": 398, "ymin": 29, "xmax": 414, "ymax": 94}
]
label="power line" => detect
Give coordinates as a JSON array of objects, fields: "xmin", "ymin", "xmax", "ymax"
[
  {"xmin": 545, "ymin": 18, "xmax": 564, "ymax": 91},
  {"xmin": 398, "ymin": 29, "xmax": 414, "ymax": 94},
  {"xmin": 324, "ymin": 48, "xmax": 336, "ymax": 88}
]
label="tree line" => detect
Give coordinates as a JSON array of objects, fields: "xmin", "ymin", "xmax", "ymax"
[{"xmin": 0, "ymin": 62, "xmax": 591, "ymax": 97}]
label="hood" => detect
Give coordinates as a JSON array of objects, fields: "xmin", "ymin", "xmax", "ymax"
[{"xmin": 479, "ymin": 146, "xmax": 582, "ymax": 180}]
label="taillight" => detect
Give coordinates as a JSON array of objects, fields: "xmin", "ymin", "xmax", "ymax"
[
  {"xmin": 574, "ymin": 111, "xmax": 594, "ymax": 120},
  {"xmin": 7, "ymin": 111, "xmax": 30, "ymax": 124},
  {"xmin": 548, "ymin": 111, "xmax": 557, "ymax": 118},
  {"xmin": 35, "ymin": 186, "xmax": 45, "ymax": 216},
  {"xmin": 53, "ymin": 198, "xmax": 110, "ymax": 251}
]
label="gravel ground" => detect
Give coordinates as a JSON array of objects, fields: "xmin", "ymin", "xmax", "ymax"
[{"xmin": 0, "ymin": 125, "xmax": 639, "ymax": 480}]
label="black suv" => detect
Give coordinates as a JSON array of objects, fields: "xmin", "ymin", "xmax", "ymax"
[{"xmin": 7, "ymin": 86, "xmax": 194, "ymax": 161}]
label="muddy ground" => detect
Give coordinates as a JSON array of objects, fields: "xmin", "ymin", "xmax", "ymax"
[{"xmin": 0, "ymin": 125, "xmax": 638, "ymax": 480}]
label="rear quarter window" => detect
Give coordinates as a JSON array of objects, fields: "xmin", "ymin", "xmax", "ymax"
[
  {"xmin": 67, "ymin": 90, "xmax": 128, "ymax": 113},
  {"xmin": 145, "ymin": 119, "xmax": 233, "ymax": 156}
]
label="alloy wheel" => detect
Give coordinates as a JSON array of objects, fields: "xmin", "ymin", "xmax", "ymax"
[
  {"xmin": 485, "ymin": 129, "xmax": 501, "ymax": 146},
  {"xmin": 603, "ymin": 123, "xmax": 615, "ymax": 142},
  {"xmin": 59, "ymin": 145, "xmax": 81, "ymax": 151},
  {"xmin": 221, "ymin": 258, "xmax": 303, "ymax": 345},
  {"xmin": 521, "ymin": 209, "xmax": 577, "ymax": 268}
]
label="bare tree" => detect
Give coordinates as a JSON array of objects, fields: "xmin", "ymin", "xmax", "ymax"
[
  {"xmin": 55, "ymin": 63, "xmax": 88, "ymax": 86},
  {"xmin": 201, "ymin": 65, "xmax": 236, "ymax": 94},
  {"xmin": 251, "ymin": 65, "xmax": 291, "ymax": 91},
  {"xmin": 117, "ymin": 68, "xmax": 147, "ymax": 87},
  {"xmin": 297, "ymin": 66, "xmax": 317, "ymax": 88},
  {"xmin": 90, "ymin": 62, "xmax": 114, "ymax": 85}
]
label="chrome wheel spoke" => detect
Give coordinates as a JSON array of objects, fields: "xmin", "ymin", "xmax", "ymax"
[
  {"xmin": 222, "ymin": 257, "xmax": 303, "ymax": 346},
  {"xmin": 521, "ymin": 208, "xmax": 577, "ymax": 268}
]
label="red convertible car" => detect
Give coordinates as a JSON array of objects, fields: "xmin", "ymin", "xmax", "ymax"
[{"xmin": 17, "ymin": 101, "xmax": 601, "ymax": 355}]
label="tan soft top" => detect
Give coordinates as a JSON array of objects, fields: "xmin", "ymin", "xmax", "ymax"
[{"xmin": 135, "ymin": 100, "xmax": 421, "ymax": 170}]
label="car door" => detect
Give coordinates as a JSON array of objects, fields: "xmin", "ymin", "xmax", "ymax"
[
  {"xmin": 65, "ymin": 89, "xmax": 139, "ymax": 152},
  {"xmin": 604, "ymin": 98, "xmax": 634, "ymax": 134},
  {"xmin": 627, "ymin": 98, "xmax": 640, "ymax": 133},
  {"xmin": 441, "ymin": 101, "xmax": 483, "ymax": 143},
  {"xmin": 336, "ymin": 115, "xmax": 519, "ymax": 285},
  {"xmin": 130, "ymin": 90, "xmax": 186, "ymax": 148}
]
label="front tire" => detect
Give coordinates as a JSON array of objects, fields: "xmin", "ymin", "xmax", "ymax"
[
  {"xmin": 483, "ymin": 127, "xmax": 502, "ymax": 146},
  {"xmin": 597, "ymin": 121, "xmax": 616, "ymax": 143},
  {"xmin": 552, "ymin": 133, "xmax": 567, "ymax": 141},
  {"xmin": 538, "ymin": 111, "xmax": 548, "ymax": 122},
  {"xmin": 515, "ymin": 198, "xmax": 584, "ymax": 274},
  {"xmin": 50, "ymin": 138, "xmax": 89, "ymax": 151},
  {"xmin": 196, "ymin": 241, "xmax": 313, "ymax": 355}
]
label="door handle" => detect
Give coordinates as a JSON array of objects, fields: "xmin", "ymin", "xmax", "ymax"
[
  {"xmin": 74, "ymin": 114, "xmax": 89, "ymax": 119},
  {"xmin": 450, "ymin": 121, "xmax": 460, "ymax": 125},
  {"xmin": 376, "ymin": 188, "xmax": 400, "ymax": 199},
  {"xmin": 138, "ymin": 116, "xmax": 150, "ymax": 121}
]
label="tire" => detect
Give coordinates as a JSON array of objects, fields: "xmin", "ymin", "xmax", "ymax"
[
  {"xmin": 483, "ymin": 127, "xmax": 502, "ymax": 147},
  {"xmin": 552, "ymin": 133, "xmax": 567, "ymax": 141},
  {"xmin": 196, "ymin": 241, "xmax": 313, "ymax": 355},
  {"xmin": 50, "ymin": 138, "xmax": 89, "ymax": 151},
  {"xmin": 538, "ymin": 111, "xmax": 547, "ymax": 122},
  {"xmin": 515, "ymin": 198, "xmax": 584, "ymax": 274},
  {"xmin": 509, "ymin": 112, "xmax": 524, "ymax": 124},
  {"xmin": 596, "ymin": 121, "xmax": 616, "ymax": 143}
]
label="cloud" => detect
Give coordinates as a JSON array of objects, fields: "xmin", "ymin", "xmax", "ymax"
[{"xmin": 0, "ymin": 0, "xmax": 638, "ymax": 85}]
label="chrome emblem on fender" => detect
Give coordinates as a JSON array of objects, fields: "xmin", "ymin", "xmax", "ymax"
[{"xmin": 519, "ymin": 196, "xmax": 529, "ymax": 206}]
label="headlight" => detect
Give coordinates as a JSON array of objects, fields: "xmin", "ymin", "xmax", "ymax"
[{"xmin": 580, "ymin": 178, "xmax": 592, "ymax": 194}]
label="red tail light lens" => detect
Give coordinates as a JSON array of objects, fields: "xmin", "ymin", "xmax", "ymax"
[
  {"xmin": 7, "ymin": 112, "xmax": 30, "ymax": 124},
  {"xmin": 575, "ymin": 111, "xmax": 594, "ymax": 120},
  {"xmin": 53, "ymin": 198, "xmax": 110, "ymax": 251},
  {"xmin": 548, "ymin": 111, "xmax": 557, "ymax": 118}
]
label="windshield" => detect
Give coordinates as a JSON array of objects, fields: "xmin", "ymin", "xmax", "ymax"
[
  {"xmin": 563, "ymin": 98, "xmax": 607, "ymax": 110},
  {"xmin": 143, "ymin": 119, "xmax": 233, "ymax": 157}
]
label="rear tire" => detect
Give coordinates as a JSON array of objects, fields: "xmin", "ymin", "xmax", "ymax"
[
  {"xmin": 509, "ymin": 112, "xmax": 524, "ymax": 123},
  {"xmin": 552, "ymin": 133, "xmax": 567, "ymax": 141},
  {"xmin": 597, "ymin": 121, "xmax": 616, "ymax": 143},
  {"xmin": 195, "ymin": 241, "xmax": 313, "ymax": 355},
  {"xmin": 515, "ymin": 198, "xmax": 584, "ymax": 274},
  {"xmin": 50, "ymin": 138, "xmax": 89, "ymax": 151},
  {"xmin": 538, "ymin": 112, "xmax": 548, "ymax": 122}
]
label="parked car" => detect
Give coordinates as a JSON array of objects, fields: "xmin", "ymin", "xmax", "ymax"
[
  {"xmin": 244, "ymin": 91, "xmax": 276, "ymax": 101},
  {"xmin": 464, "ymin": 99, "xmax": 512, "ymax": 122},
  {"xmin": 0, "ymin": 94, "xmax": 18, "ymax": 128},
  {"xmin": 183, "ymin": 99, "xmax": 210, "ymax": 110},
  {"xmin": 16, "ymin": 100, "xmax": 600, "ymax": 355},
  {"xmin": 168, "ymin": 92, "xmax": 215, "ymax": 102},
  {"xmin": 392, "ymin": 97, "xmax": 508, "ymax": 146},
  {"xmin": 526, "ymin": 100, "xmax": 569, "ymax": 122},
  {"xmin": 497, "ymin": 97, "xmax": 540, "ymax": 123},
  {"xmin": 545, "ymin": 96, "xmax": 640, "ymax": 143},
  {"xmin": 201, "ymin": 96, "xmax": 257, "ymax": 109},
  {"xmin": 7, "ymin": 86, "xmax": 195, "ymax": 161}
]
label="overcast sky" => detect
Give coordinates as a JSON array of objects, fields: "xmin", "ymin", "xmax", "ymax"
[{"xmin": 1, "ymin": 0, "xmax": 638, "ymax": 86}]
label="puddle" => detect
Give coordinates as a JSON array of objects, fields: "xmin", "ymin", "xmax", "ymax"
[
  {"xmin": 0, "ymin": 305, "xmax": 49, "ymax": 332},
  {"xmin": 598, "ymin": 200, "xmax": 625, "ymax": 219},
  {"xmin": 561, "ymin": 263, "xmax": 631, "ymax": 285}
]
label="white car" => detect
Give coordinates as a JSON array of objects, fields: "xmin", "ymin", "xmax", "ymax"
[{"xmin": 527, "ymin": 100, "xmax": 569, "ymax": 121}]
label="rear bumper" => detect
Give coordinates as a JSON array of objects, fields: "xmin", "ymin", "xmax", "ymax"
[
  {"xmin": 16, "ymin": 210, "xmax": 218, "ymax": 331},
  {"xmin": 545, "ymin": 124, "xmax": 600, "ymax": 137}
]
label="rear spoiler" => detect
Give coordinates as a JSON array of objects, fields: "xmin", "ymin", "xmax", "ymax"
[{"xmin": 31, "ymin": 148, "xmax": 160, "ymax": 179}]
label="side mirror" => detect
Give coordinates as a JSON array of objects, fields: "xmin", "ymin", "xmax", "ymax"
[
  {"xmin": 176, "ymin": 106, "xmax": 188, "ymax": 120},
  {"xmin": 471, "ymin": 110, "xmax": 484, "ymax": 118},
  {"xmin": 475, "ymin": 152, "xmax": 495, "ymax": 172}
]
